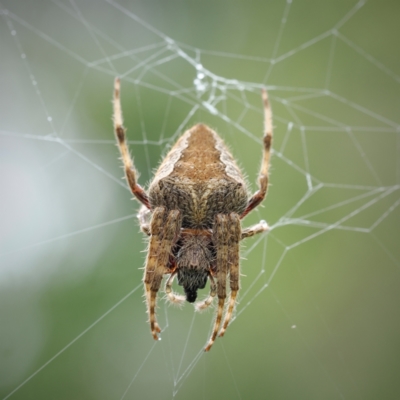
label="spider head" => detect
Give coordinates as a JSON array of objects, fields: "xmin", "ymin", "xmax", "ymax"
[
  {"xmin": 176, "ymin": 234, "xmax": 213, "ymax": 303},
  {"xmin": 177, "ymin": 267, "xmax": 208, "ymax": 302}
]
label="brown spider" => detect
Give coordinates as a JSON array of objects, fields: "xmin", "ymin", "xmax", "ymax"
[{"xmin": 113, "ymin": 78, "xmax": 272, "ymax": 351}]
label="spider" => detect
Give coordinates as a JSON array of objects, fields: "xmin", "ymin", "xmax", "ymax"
[{"xmin": 112, "ymin": 78, "xmax": 272, "ymax": 351}]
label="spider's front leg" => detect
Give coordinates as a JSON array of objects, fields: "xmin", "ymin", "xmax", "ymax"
[
  {"xmin": 205, "ymin": 213, "xmax": 241, "ymax": 351},
  {"xmin": 219, "ymin": 213, "xmax": 241, "ymax": 337},
  {"xmin": 204, "ymin": 214, "xmax": 229, "ymax": 351},
  {"xmin": 143, "ymin": 207, "xmax": 181, "ymax": 339}
]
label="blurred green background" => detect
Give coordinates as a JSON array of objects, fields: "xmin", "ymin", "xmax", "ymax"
[{"xmin": 1, "ymin": 0, "xmax": 400, "ymax": 399}]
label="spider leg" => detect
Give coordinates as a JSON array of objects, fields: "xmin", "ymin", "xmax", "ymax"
[
  {"xmin": 113, "ymin": 78, "xmax": 150, "ymax": 209},
  {"xmin": 241, "ymin": 89, "xmax": 273, "ymax": 219},
  {"xmin": 143, "ymin": 207, "xmax": 165, "ymax": 336},
  {"xmin": 144, "ymin": 207, "xmax": 181, "ymax": 339},
  {"xmin": 241, "ymin": 220, "xmax": 269, "ymax": 240},
  {"xmin": 219, "ymin": 213, "xmax": 241, "ymax": 337},
  {"xmin": 205, "ymin": 214, "xmax": 229, "ymax": 351},
  {"xmin": 138, "ymin": 205, "xmax": 151, "ymax": 236},
  {"xmin": 194, "ymin": 274, "xmax": 217, "ymax": 312},
  {"xmin": 165, "ymin": 270, "xmax": 186, "ymax": 305},
  {"xmin": 148, "ymin": 290, "xmax": 161, "ymax": 336}
]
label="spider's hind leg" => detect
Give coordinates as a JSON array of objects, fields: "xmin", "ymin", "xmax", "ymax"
[
  {"xmin": 241, "ymin": 89, "xmax": 273, "ymax": 219},
  {"xmin": 113, "ymin": 78, "xmax": 150, "ymax": 209}
]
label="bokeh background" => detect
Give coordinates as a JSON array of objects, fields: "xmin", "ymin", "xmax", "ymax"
[{"xmin": 1, "ymin": 1, "xmax": 400, "ymax": 399}]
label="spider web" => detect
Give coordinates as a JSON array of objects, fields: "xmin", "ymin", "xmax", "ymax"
[{"xmin": 1, "ymin": 0, "xmax": 400, "ymax": 399}]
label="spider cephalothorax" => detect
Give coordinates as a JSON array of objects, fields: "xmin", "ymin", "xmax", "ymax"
[
  {"xmin": 175, "ymin": 234, "xmax": 213, "ymax": 302},
  {"xmin": 113, "ymin": 78, "xmax": 272, "ymax": 351}
]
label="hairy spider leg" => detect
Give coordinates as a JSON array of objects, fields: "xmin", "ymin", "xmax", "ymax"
[
  {"xmin": 113, "ymin": 78, "xmax": 150, "ymax": 209},
  {"xmin": 205, "ymin": 214, "xmax": 230, "ymax": 351},
  {"xmin": 241, "ymin": 220, "xmax": 269, "ymax": 239},
  {"xmin": 143, "ymin": 208, "xmax": 165, "ymax": 336},
  {"xmin": 144, "ymin": 207, "xmax": 182, "ymax": 339},
  {"xmin": 219, "ymin": 213, "xmax": 241, "ymax": 337},
  {"xmin": 165, "ymin": 269, "xmax": 186, "ymax": 305},
  {"xmin": 241, "ymin": 88, "xmax": 273, "ymax": 219},
  {"xmin": 194, "ymin": 274, "xmax": 217, "ymax": 311},
  {"xmin": 138, "ymin": 205, "xmax": 151, "ymax": 236}
]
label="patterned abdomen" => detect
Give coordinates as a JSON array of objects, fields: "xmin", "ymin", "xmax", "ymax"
[{"xmin": 148, "ymin": 124, "xmax": 249, "ymax": 228}]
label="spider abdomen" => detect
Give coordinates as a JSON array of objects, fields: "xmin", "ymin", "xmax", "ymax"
[
  {"xmin": 149, "ymin": 178, "xmax": 247, "ymax": 227},
  {"xmin": 148, "ymin": 124, "xmax": 249, "ymax": 227}
]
